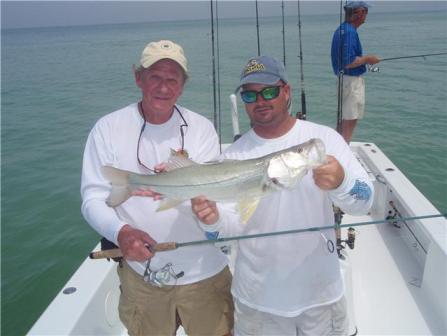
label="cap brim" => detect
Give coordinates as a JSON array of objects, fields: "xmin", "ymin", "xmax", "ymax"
[
  {"xmin": 141, "ymin": 56, "xmax": 188, "ymax": 73},
  {"xmin": 345, "ymin": 3, "xmax": 370, "ymax": 9}
]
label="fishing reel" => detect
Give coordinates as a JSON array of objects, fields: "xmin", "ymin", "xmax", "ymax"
[
  {"xmin": 143, "ymin": 259, "xmax": 184, "ymax": 288},
  {"xmin": 367, "ymin": 64, "xmax": 380, "ymax": 73},
  {"xmin": 333, "ymin": 207, "xmax": 357, "ymax": 258},
  {"xmin": 336, "ymin": 227, "xmax": 357, "ymax": 259},
  {"xmin": 386, "ymin": 201, "xmax": 402, "ymax": 228},
  {"xmin": 386, "ymin": 210, "xmax": 401, "ymax": 228},
  {"xmin": 341, "ymin": 228, "xmax": 357, "ymax": 249},
  {"xmin": 142, "ymin": 244, "xmax": 184, "ymax": 287}
]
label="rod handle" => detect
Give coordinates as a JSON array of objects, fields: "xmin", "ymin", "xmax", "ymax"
[
  {"xmin": 153, "ymin": 242, "xmax": 178, "ymax": 252},
  {"xmin": 89, "ymin": 242, "xmax": 178, "ymax": 259},
  {"xmin": 89, "ymin": 248, "xmax": 122, "ymax": 259}
]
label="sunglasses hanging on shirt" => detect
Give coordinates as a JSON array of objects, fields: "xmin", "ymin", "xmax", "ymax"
[{"xmin": 136, "ymin": 102, "xmax": 189, "ymax": 171}]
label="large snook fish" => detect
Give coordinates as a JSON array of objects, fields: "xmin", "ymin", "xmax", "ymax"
[{"xmin": 102, "ymin": 138, "xmax": 326, "ymax": 222}]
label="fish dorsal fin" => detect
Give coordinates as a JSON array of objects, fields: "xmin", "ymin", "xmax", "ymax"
[
  {"xmin": 238, "ymin": 199, "xmax": 261, "ymax": 224},
  {"xmin": 156, "ymin": 198, "xmax": 184, "ymax": 212},
  {"xmin": 165, "ymin": 151, "xmax": 198, "ymax": 171}
]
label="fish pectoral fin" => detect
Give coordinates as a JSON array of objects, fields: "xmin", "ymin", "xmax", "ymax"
[
  {"xmin": 238, "ymin": 199, "xmax": 261, "ymax": 224},
  {"xmin": 156, "ymin": 198, "xmax": 184, "ymax": 212}
]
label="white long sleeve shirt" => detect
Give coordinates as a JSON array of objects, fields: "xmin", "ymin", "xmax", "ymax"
[
  {"xmin": 201, "ymin": 120, "xmax": 374, "ymax": 316},
  {"xmin": 81, "ymin": 103, "xmax": 228, "ymax": 284}
]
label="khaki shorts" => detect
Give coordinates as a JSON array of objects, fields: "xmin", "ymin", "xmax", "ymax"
[
  {"xmin": 339, "ymin": 75, "xmax": 365, "ymax": 120},
  {"xmin": 117, "ymin": 261, "xmax": 234, "ymax": 336},
  {"xmin": 234, "ymin": 296, "xmax": 348, "ymax": 336}
]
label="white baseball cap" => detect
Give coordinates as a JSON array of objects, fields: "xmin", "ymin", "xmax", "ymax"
[{"xmin": 139, "ymin": 40, "xmax": 188, "ymax": 73}]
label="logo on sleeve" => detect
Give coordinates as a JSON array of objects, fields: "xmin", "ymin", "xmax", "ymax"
[{"xmin": 349, "ymin": 180, "xmax": 371, "ymax": 201}]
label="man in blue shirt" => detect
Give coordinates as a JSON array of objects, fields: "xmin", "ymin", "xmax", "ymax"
[{"xmin": 331, "ymin": 1, "xmax": 380, "ymax": 143}]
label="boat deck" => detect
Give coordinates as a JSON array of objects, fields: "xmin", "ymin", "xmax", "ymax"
[
  {"xmin": 27, "ymin": 142, "xmax": 446, "ymax": 335},
  {"xmin": 342, "ymin": 213, "xmax": 440, "ymax": 335},
  {"xmin": 27, "ymin": 214, "xmax": 445, "ymax": 336}
]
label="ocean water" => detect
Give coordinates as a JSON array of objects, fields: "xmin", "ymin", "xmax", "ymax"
[{"xmin": 2, "ymin": 8, "xmax": 446, "ymax": 335}]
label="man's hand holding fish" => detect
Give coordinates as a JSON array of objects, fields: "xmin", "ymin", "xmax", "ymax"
[
  {"xmin": 312, "ymin": 155, "xmax": 345, "ymax": 190},
  {"xmin": 191, "ymin": 196, "xmax": 219, "ymax": 225}
]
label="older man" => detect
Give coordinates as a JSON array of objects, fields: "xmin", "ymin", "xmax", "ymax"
[
  {"xmin": 192, "ymin": 55, "xmax": 374, "ymax": 335},
  {"xmin": 81, "ymin": 40, "xmax": 233, "ymax": 336},
  {"xmin": 331, "ymin": 1, "xmax": 381, "ymax": 143}
]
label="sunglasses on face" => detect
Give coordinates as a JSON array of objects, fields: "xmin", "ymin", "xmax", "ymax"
[{"xmin": 240, "ymin": 86, "xmax": 283, "ymax": 104}]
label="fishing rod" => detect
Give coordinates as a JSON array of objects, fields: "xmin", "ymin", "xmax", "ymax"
[
  {"xmin": 380, "ymin": 52, "xmax": 447, "ymax": 62},
  {"xmin": 281, "ymin": 0, "xmax": 286, "ymax": 66},
  {"xmin": 368, "ymin": 52, "xmax": 447, "ymax": 73},
  {"xmin": 295, "ymin": 0, "xmax": 307, "ymax": 120},
  {"xmin": 90, "ymin": 213, "xmax": 446, "ymax": 259},
  {"xmin": 210, "ymin": 0, "xmax": 218, "ymax": 133},
  {"xmin": 335, "ymin": 0, "xmax": 345, "ymax": 135},
  {"xmin": 215, "ymin": 0, "xmax": 222, "ymax": 150},
  {"xmin": 255, "ymin": 0, "xmax": 261, "ymax": 56}
]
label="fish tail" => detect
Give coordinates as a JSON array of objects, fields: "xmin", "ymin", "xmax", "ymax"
[{"xmin": 101, "ymin": 166, "xmax": 132, "ymax": 207}]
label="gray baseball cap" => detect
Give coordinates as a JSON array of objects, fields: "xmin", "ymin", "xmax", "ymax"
[{"xmin": 236, "ymin": 56, "xmax": 288, "ymax": 92}]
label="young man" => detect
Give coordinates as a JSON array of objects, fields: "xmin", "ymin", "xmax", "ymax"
[
  {"xmin": 192, "ymin": 55, "xmax": 374, "ymax": 335},
  {"xmin": 331, "ymin": 1, "xmax": 381, "ymax": 143},
  {"xmin": 81, "ymin": 40, "xmax": 233, "ymax": 335}
]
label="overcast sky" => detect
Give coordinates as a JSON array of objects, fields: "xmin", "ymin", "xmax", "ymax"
[{"xmin": 2, "ymin": 1, "xmax": 446, "ymax": 29}]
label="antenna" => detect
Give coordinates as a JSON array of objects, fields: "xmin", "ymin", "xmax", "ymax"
[
  {"xmin": 281, "ymin": 0, "xmax": 286, "ymax": 66},
  {"xmin": 255, "ymin": 0, "xmax": 261, "ymax": 56}
]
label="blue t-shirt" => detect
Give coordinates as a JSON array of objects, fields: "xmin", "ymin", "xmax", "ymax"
[{"xmin": 331, "ymin": 22, "xmax": 366, "ymax": 76}]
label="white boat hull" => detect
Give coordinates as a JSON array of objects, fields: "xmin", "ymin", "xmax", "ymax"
[{"xmin": 28, "ymin": 142, "xmax": 447, "ymax": 335}]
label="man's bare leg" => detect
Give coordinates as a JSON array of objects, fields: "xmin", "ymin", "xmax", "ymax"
[{"xmin": 341, "ymin": 119, "xmax": 357, "ymax": 143}]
